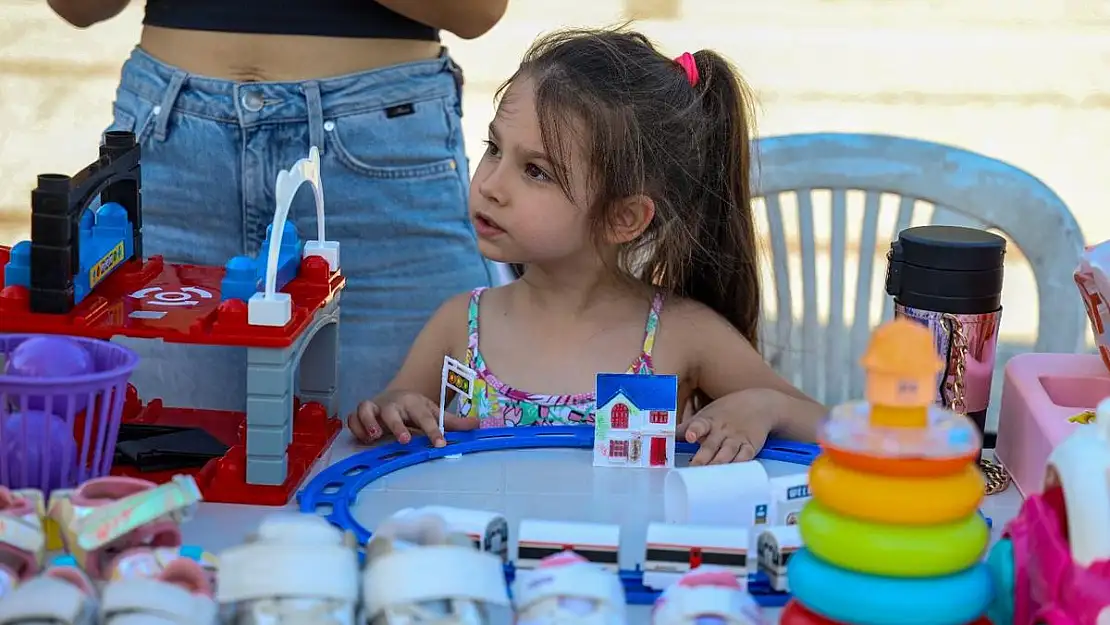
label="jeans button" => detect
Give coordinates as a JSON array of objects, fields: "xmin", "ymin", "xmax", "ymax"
[{"xmin": 241, "ymin": 92, "xmax": 264, "ymax": 112}]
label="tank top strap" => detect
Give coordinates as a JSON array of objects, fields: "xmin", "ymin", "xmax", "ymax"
[
  {"xmin": 640, "ymin": 290, "xmax": 665, "ymax": 361},
  {"xmin": 465, "ymin": 287, "xmax": 487, "ymax": 369}
]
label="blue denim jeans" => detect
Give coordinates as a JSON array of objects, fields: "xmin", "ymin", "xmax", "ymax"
[{"xmin": 108, "ymin": 47, "xmax": 492, "ymax": 415}]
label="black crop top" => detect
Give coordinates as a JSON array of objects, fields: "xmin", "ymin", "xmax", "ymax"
[{"xmin": 143, "ymin": 0, "xmax": 439, "ymax": 40}]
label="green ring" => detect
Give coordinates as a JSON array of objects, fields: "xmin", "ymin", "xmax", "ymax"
[{"xmin": 798, "ymin": 500, "xmax": 989, "ymax": 577}]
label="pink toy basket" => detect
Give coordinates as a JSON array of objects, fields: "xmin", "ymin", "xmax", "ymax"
[{"xmin": 0, "ymin": 334, "xmax": 139, "ymax": 492}]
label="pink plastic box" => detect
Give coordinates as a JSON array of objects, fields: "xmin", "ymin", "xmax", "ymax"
[{"xmin": 995, "ymin": 352, "xmax": 1109, "ymax": 496}]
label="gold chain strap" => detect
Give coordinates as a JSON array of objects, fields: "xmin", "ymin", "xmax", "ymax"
[{"xmin": 941, "ymin": 314, "xmax": 1011, "ymax": 496}]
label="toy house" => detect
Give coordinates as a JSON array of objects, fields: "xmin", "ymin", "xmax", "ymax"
[
  {"xmin": 594, "ymin": 373, "xmax": 679, "ymax": 468},
  {"xmin": 861, "ymin": 318, "xmax": 944, "ymax": 428}
]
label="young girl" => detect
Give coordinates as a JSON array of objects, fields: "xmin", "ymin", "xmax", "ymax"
[{"xmin": 348, "ymin": 27, "xmax": 826, "ymax": 465}]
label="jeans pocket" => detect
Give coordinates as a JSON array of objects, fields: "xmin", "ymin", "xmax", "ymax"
[
  {"xmin": 105, "ymin": 90, "xmax": 158, "ymax": 144},
  {"xmin": 325, "ymin": 95, "xmax": 460, "ymax": 179}
]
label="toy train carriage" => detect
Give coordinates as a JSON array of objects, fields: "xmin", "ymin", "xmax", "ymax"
[
  {"xmin": 642, "ymin": 523, "xmax": 750, "ymax": 591},
  {"xmin": 392, "ymin": 506, "xmax": 510, "ymax": 563},
  {"xmin": 517, "ymin": 520, "xmax": 621, "ymax": 572},
  {"xmin": 756, "ymin": 525, "xmax": 801, "ymax": 593}
]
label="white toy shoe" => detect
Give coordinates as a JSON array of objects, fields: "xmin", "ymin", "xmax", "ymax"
[
  {"xmin": 362, "ymin": 512, "xmax": 510, "ymax": 625},
  {"xmin": 217, "ymin": 513, "xmax": 360, "ymax": 625},
  {"xmin": 0, "ymin": 564, "xmax": 98, "ymax": 625},
  {"xmin": 101, "ymin": 557, "xmax": 217, "ymax": 625},
  {"xmin": 512, "ymin": 551, "xmax": 627, "ymax": 625},
  {"xmin": 0, "ymin": 487, "xmax": 47, "ymax": 599},
  {"xmin": 651, "ymin": 568, "xmax": 764, "ymax": 625}
]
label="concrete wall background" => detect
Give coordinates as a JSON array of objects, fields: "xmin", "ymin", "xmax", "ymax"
[{"xmin": 2, "ymin": 0, "xmax": 1108, "ymax": 345}]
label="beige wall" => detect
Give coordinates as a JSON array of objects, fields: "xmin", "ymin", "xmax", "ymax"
[{"xmin": 2, "ymin": 0, "xmax": 1109, "ymax": 341}]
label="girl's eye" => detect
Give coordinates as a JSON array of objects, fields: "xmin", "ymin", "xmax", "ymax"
[
  {"xmin": 524, "ymin": 163, "xmax": 550, "ymax": 182},
  {"xmin": 483, "ymin": 139, "xmax": 500, "ymax": 157}
]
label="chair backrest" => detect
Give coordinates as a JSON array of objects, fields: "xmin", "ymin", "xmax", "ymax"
[{"xmin": 754, "ymin": 132, "xmax": 1086, "ymax": 405}]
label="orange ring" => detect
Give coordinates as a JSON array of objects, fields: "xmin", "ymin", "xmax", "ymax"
[{"xmin": 820, "ymin": 445, "xmax": 979, "ymax": 477}]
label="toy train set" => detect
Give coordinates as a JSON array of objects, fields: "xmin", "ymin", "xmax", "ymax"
[{"xmin": 386, "ymin": 505, "xmax": 800, "ymax": 606}]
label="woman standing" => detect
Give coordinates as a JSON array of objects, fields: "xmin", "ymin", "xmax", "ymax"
[{"xmin": 48, "ymin": 0, "xmax": 506, "ymax": 414}]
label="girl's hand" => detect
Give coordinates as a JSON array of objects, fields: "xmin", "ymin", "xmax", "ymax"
[
  {"xmin": 347, "ymin": 390, "xmax": 478, "ymax": 447},
  {"xmin": 677, "ymin": 390, "xmax": 779, "ymax": 465}
]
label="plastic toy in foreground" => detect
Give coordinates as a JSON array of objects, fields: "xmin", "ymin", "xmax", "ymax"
[
  {"xmin": 985, "ymin": 396, "xmax": 1110, "ymax": 625},
  {"xmin": 512, "ymin": 551, "xmax": 627, "ymax": 625},
  {"xmin": 45, "ymin": 475, "xmax": 213, "ymax": 583},
  {"xmin": 361, "ymin": 511, "xmax": 510, "ymax": 624},
  {"xmin": 593, "ymin": 373, "xmax": 679, "ymax": 469},
  {"xmin": 996, "ymin": 239, "xmax": 1110, "ymax": 496},
  {"xmin": 218, "ymin": 513, "xmax": 361, "ymax": 625},
  {"xmin": 787, "ymin": 319, "xmax": 994, "ymax": 625},
  {"xmin": 0, "ymin": 132, "xmax": 346, "ymax": 506},
  {"xmin": 651, "ymin": 567, "xmax": 764, "ymax": 625}
]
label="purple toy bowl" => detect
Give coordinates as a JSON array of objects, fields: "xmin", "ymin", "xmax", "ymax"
[{"xmin": 0, "ymin": 334, "xmax": 139, "ymax": 492}]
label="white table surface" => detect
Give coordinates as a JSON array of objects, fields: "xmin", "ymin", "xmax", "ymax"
[{"xmin": 182, "ymin": 431, "xmax": 1024, "ymax": 623}]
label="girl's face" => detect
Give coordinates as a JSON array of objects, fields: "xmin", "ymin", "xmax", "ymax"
[{"xmin": 469, "ymin": 79, "xmax": 594, "ymax": 266}]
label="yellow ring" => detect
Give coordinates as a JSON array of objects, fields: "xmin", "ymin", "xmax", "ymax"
[
  {"xmin": 798, "ymin": 500, "xmax": 989, "ymax": 578},
  {"xmin": 809, "ymin": 454, "xmax": 983, "ymax": 525}
]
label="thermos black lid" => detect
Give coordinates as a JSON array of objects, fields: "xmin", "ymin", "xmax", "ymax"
[{"xmin": 886, "ymin": 225, "xmax": 1006, "ymax": 314}]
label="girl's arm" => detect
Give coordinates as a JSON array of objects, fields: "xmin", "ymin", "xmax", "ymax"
[
  {"xmin": 375, "ymin": 292, "xmax": 471, "ymax": 404},
  {"xmin": 677, "ymin": 301, "xmax": 826, "ymax": 441}
]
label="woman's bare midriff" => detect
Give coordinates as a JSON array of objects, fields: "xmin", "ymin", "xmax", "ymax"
[{"xmin": 139, "ymin": 26, "xmax": 443, "ymax": 82}]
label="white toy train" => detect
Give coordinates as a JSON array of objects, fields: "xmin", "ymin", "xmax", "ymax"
[{"xmin": 387, "ymin": 506, "xmax": 800, "ymax": 593}]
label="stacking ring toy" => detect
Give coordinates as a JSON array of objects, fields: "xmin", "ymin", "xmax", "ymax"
[
  {"xmin": 808, "ymin": 455, "xmax": 984, "ymax": 525},
  {"xmin": 789, "ymin": 549, "xmax": 993, "ymax": 625},
  {"xmin": 798, "ymin": 500, "xmax": 989, "ymax": 577}
]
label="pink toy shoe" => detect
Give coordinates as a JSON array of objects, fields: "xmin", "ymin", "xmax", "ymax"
[
  {"xmin": 0, "ymin": 487, "xmax": 47, "ymax": 599},
  {"xmin": 651, "ymin": 568, "xmax": 764, "ymax": 625},
  {"xmin": 47, "ymin": 475, "xmax": 201, "ymax": 581},
  {"xmin": 511, "ymin": 551, "xmax": 627, "ymax": 625},
  {"xmin": 101, "ymin": 558, "xmax": 218, "ymax": 625}
]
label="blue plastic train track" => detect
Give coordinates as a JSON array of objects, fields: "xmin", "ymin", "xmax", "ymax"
[{"xmin": 298, "ymin": 426, "xmax": 821, "ymax": 607}]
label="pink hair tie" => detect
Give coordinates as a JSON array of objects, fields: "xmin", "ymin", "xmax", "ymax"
[{"xmin": 674, "ymin": 52, "xmax": 699, "ymax": 86}]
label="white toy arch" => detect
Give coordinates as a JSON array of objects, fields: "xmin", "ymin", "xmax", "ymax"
[
  {"xmin": 248, "ymin": 146, "xmax": 341, "ymax": 327},
  {"xmin": 1042, "ymin": 396, "xmax": 1110, "ymax": 567}
]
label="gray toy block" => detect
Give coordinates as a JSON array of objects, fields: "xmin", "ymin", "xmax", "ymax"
[
  {"xmin": 245, "ymin": 394, "xmax": 293, "ymax": 428},
  {"xmin": 245, "ymin": 455, "xmax": 288, "ymax": 486},
  {"xmin": 246, "ymin": 423, "xmax": 291, "ymax": 456},
  {"xmin": 298, "ymin": 321, "xmax": 340, "ymax": 416},
  {"xmin": 246, "ymin": 358, "xmax": 297, "ymax": 397}
]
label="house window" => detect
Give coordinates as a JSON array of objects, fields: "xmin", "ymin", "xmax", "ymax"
[
  {"xmin": 897, "ymin": 380, "xmax": 918, "ymax": 394},
  {"xmin": 649, "ymin": 410, "xmax": 669, "ymax": 424},
  {"xmin": 611, "ymin": 403, "xmax": 629, "ymax": 429},
  {"xmin": 609, "ymin": 440, "xmax": 629, "ymax": 458}
]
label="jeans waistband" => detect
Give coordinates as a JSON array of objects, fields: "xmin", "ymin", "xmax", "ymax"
[{"xmin": 118, "ymin": 46, "xmax": 462, "ymax": 127}]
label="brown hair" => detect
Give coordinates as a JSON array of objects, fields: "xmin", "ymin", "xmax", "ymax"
[{"xmin": 501, "ymin": 27, "xmax": 762, "ymax": 348}]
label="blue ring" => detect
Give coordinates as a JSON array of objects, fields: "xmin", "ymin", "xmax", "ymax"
[
  {"xmin": 297, "ymin": 426, "xmax": 820, "ymax": 606},
  {"xmin": 789, "ymin": 549, "xmax": 993, "ymax": 625}
]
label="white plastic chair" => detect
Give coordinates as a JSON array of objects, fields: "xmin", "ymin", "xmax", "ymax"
[{"xmin": 754, "ymin": 133, "xmax": 1087, "ymax": 406}]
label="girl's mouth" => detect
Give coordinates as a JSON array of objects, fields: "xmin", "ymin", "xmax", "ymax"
[{"xmin": 473, "ymin": 212, "xmax": 506, "ymax": 238}]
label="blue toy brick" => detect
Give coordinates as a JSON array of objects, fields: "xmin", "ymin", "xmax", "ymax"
[
  {"xmin": 257, "ymin": 221, "xmax": 304, "ymax": 293},
  {"xmin": 70, "ymin": 202, "xmax": 134, "ymax": 304},
  {"xmin": 3, "ymin": 240, "xmax": 32, "ymax": 289},
  {"xmin": 221, "ymin": 255, "xmax": 259, "ymax": 303},
  {"xmin": 219, "ymin": 221, "xmax": 304, "ymax": 303},
  {"xmin": 596, "ymin": 373, "xmax": 679, "ymax": 412}
]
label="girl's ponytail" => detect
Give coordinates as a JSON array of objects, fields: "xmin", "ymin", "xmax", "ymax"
[{"xmin": 679, "ymin": 50, "xmax": 762, "ymax": 349}]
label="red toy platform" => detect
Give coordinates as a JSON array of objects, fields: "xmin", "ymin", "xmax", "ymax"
[{"xmin": 0, "ymin": 246, "xmax": 345, "ymax": 505}]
